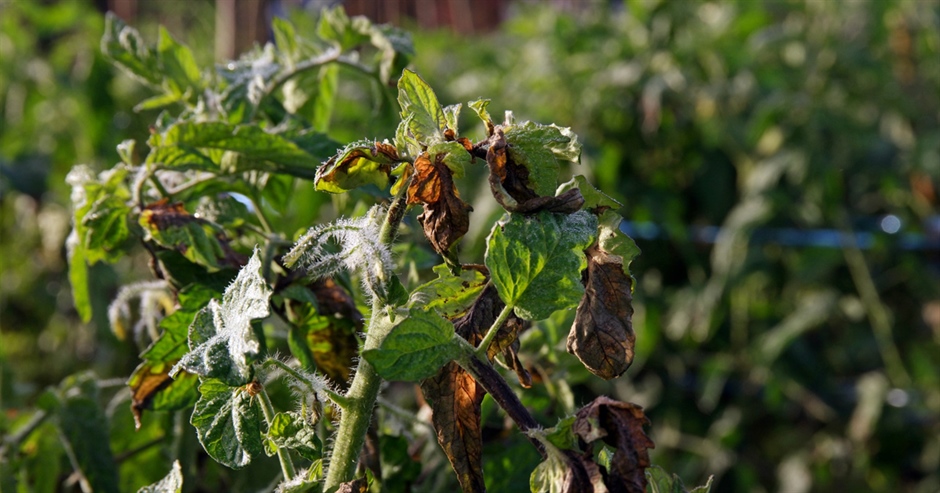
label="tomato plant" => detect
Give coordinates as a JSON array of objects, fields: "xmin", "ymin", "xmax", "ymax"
[{"xmin": 3, "ymin": 7, "xmax": 713, "ymax": 493}]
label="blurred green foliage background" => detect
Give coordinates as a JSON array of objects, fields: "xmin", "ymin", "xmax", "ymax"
[{"xmin": 2, "ymin": 0, "xmax": 938, "ymax": 491}]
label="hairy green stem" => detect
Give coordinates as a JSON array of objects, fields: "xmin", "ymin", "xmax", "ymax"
[
  {"xmin": 323, "ymin": 174, "xmax": 412, "ymax": 491},
  {"xmin": 262, "ymin": 358, "xmax": 349, "ymax": 409},
  {"xmin": 475, "ymin": 303, "xmax": 514, "ymax": 360},
  {"xmin": 257, "ymin": 389, "xmax": 297, "ymax": 481}
]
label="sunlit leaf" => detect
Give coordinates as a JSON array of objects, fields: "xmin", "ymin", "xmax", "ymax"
[
  {"xmin": 485, "ymin": 211, "xmax": 597, "ymax": 320},
  {"xmin": 408, "ymin": 264, "xmax": 487, "ymax": 319},
  {"xmin": 139, "ymin": 200, "xmax": 233, "ymax": 271},
  {"xmin": 503, "ymin": 121, "xmax": 581, "ymax": 197},
  {"xmin": 484, "ymin": 129, "xmax": 584, "ymax": 213},
  {"xmin": 137, "ymin": 460, "xmax": 183, "ymax": 493},
  {"xmin": 129, "ymin": 285, "xmax": 220, "ymax": 427},
  {"xmin": 314, "ymin": 139, "xmax": 401, "ymax": 193},
  {"xmin": 101, "ymin": 13, "xmax": 161, "ymax": 86},
  {"xmin": 156, "ymin": 26, "xmax": 202, "ymax": 96},
  {"xmin": 556, "ymin": 175, "xmax": 622, "ymax": 211},
  {"xmin": 362, "ymin": 309, "xmax": 460, "ymax": 382},
  {"xmin": 171, "ymin": 249, "xmax": 271, "ymax": 386},
  {"xmin": 265, "ymin": 412, "xmax": 322, "ymax": 461},
  {"xmin": 397, "ymin": 69, "xmax": 445, "ymax": 145},
  {"xmin": 190, "ymin": 378, "xmax": 264, "ymax": 469}
]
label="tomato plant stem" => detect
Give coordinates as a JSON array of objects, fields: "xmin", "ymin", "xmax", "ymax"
[
  {"xmin": 257, "ymin": 389, "xmax": 297, "ymax": 481},
  {"xmin": 324, "ymin": 174, "xmax": 412, "ymax": 490}
]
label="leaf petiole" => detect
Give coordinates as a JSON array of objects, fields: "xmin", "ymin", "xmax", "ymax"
[
  {"xmin": 256, "ymin": 388, "xmax": 297, "ymax": 481},
  {"xmin": 475, "ymin": 303, "xmax": 514, "ymax": 360},
  {"xmin": 261, "ymin": 358, "xmax": 350, "ymax": 409}
]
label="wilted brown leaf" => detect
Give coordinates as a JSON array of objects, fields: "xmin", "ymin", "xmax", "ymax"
[
  {"xmin": 336, "ymin": 476, "xmax": 369, "ymax": 493},
  {"xmin": 572, "ymin": 396, "xmax": 653, "ymax": 493},
  {"xmin": 486, "ymin": 316, "xmax": 532, "ymax": 388},
  {"xmin": 420, "ymin": 285, "xmax": 531, "ymax": 493},
  {"xmin": 407, "ymin": 152, "xmax": 473, "ymax": 255},
  {"xmin": 421, "ymin": 361, "xmax": 486, "ymax": 492},
  {"xmin": 129, "ymin": 363, "xmax": 174, "ymax": 429},
  {"xmin": 485, "ymin": 129, "xmax": 584, "ymax": 214},
  {"xmin": 567, "ymin": 245, "xmax": 635, "ymax": 379},
  {"xmin": 307, "ymin": 278, "xmax": 363, "ymax": 386}
]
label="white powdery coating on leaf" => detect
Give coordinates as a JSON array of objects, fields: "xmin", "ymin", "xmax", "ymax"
[{"xmin": 171, "ymin": 248, "xmax": 271, "ymax": 382}]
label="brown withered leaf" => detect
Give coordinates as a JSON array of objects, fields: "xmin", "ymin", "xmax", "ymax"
[
  {"xmin": 572, "ymin": 396, "xmax": 654, "ymax": 493},
  {"xmin": 567, "ymin": 245, "xmax": 635, "ymax": 379},
  {"xmin": 336, "ymin": 477, "xmax": 369, "ymax": 493},
  {"xmin": 407, "ymin": 152, "xmax": 473, "ymax": 255},
  {"xmin": 420, "ymin": 285, "xmax": 530, "ymax": 493},
  {"xmin": 421, "ymin": 361, "xmax": 487, "ymax": 492},
  {"xmin": 308, "ymin": 278, "xmax": 363, "ymax": 386},
  {"xmin": 485, "ymin": 129, "xmax": 584, "ymax": 214}
]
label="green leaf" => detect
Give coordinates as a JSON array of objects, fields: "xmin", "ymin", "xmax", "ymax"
[
  {"xmin": 395, "ymin": 112, "xmax": 421, "ymax": 158},
  {"xmin": 101, "ymin": 13, "xmax": 160, "ymax": 87},
  {"xmin": 485, "ymin": 211, "xmax": 597, "ymax": 321},
  {"xmin": 171, "ymin": 249, "xmax": 272, "ymax": 386},
  {"xmin": 427, "ymin": 141, "xmax": 471, "ymax": 179},
  {"xmin": 265, "ymin": 412, "xmax": 322, "ymax": 461},
  {"xmin": 556, "ymin": 175, "xmax": 621, "ymax": 210},
  {"xmin": 529, "ymin": 452, "xmax": 568, "ymax": 493},
  {"xmin": 408, "ymin": 264, "xmax": 487, "ymax": 319},
  {"xmin": 503, "ymin": 121, "xmax": 581, "ymax": 197},
  {"xmin": 468, "ymin": 99, "xmax": 493, "ymax": 127},
  {"xmin": 138, "ymin": 201, "xmax": 230, "ymax": 271},
  {"xmin": 133, "ymin": 91, "xmax": 185, "ymax": 112},
  {"xmin": 314, "ymin": 139, "xmax": 401, "ymax": 193},
  {"xmin": 67, "ymin": 236, "xmax": 92, "ymax": 322},
  {"xmin": 542, "ymin": 416, "xmax": 579, "ymax": 451},
  {"xmin": 379, "ymin": 434, "xmax": 422, "ymax": 493},
  {"xmin": 129, "ymin": 285, "xmax": 217, "ymax": 426},
  {"xmin": 443, "ymin": 103, "xmax": 461, "ymax": 133},
  {"xmin": 271, "ymin": 17, "xmax": 300, "ymax": 62},
  {"xmin": 137, "ymin": 460, "xmax": 183, "ymax": 493},
  {"xmin": 146, "ymin": 121, "xmax": 322, "ymax": 178},
  {"xmin": 361, "ymin": 309, "xmax": 460, "ymax": 382},
  {"xmin": 68, "ymin": 166, "xmax": 134, "ymax": 265},
  {"xmin": 40, "ymin": 373, "xmax": 120, "ymax": 493},
  {"xmin": 190, "ymin": 379, "xmax": 264, "ymax": 469},
  {"xmin": 598, "ymin": 210, "xmax": 640, "ymax": 271},
  {"xmin": 646, "ymin": 466, "xmax": 714, "ymax": 493},
  {"xmin": 156, "ymin": 26, "xmax": 201, "ymax": 96},
  {"xmin": 397, "ymin": 69, "xmax": 445, "ymax": 145}
]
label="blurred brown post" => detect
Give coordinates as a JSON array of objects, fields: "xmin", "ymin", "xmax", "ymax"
[
  {"xmin": 216, "ymin": 0, "xmax": 269, "ymax": 61},
  {"xmin": 106, "ymin": 0, "xmax": 138, "ymax": 22}
]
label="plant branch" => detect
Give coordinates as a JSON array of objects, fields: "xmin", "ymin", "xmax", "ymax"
[
  {"xmin": 323, "ymin": 171, "xmax": 413, "ymax": 491},
  {"xmin": 257, "ymin": 388, "xmax": 297, "ymax": 481},
  {"xmin": 454, "ymin": 337, "xmax": 546, "ymax": 458},
  {"xmin": 262, "ymin": 358, "xmax": 349, "ymax": 409}
]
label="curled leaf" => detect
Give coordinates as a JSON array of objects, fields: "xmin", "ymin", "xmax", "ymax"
[
  {"xmin": 485, "ymin": 129, "xmax": 584, "ymax": 214},
  {"xmin": 567, "ymin": 245, "xmax": 636, "ymax": 380},
  {"xmin": 315, "ymin": 139, "xmax": 401, "ymax": 193},
  {"xmin": 139, "ymin": 200, "xmax": 239, "ymax": 271},
  {"xmin": 407, "ymin": 151, "xmax": 473, "ymax": 256},
  {"xmin": 572, "ymin": 396, "xmax": 654, "ymax": 493}
]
